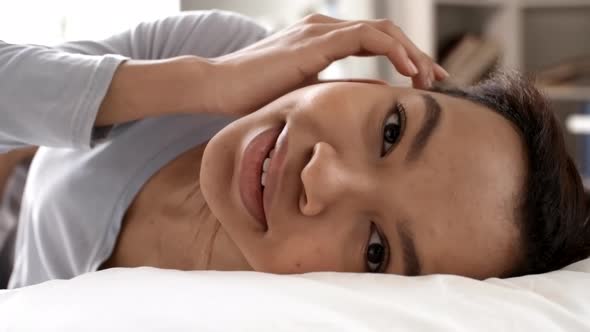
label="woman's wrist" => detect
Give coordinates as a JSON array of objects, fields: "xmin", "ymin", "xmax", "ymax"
[{"xmin": 96, "ymin": 55, "xmax": 214, "ymax": 126}]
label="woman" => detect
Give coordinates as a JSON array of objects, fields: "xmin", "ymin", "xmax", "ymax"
[{"xmin": 1, "ymin": 11, "xmax": 588, "ymax": 289}]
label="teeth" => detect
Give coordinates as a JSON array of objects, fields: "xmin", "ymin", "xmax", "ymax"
[
  {"xmin": 261, "ymin": 146, "xmax": 276, "ymax": 188},
  {"xmin": 261, "ymin": 172, "xmax": 267, "ymax": 187},
  {"xmin": 262, "ymin": 157, "xmax": 271, "ymax": 172}
]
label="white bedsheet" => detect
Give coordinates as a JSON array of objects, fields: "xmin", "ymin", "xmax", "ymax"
[{"xmin": 1, "ymin": 257, "xmax": 589, "ymax": 331}]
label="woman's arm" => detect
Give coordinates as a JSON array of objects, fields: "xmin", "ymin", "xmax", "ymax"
[
  {"xmin": 0, "ymin": 11, "xmax": 447, "ymax": 152},
  {"xmin": 94, "ymin": 56, "xmax": 210, "ymax": 126},
  {"xmin": 97, "ymin": 11, "xmax": 451, "ymax": 122},
  {"xmin": 0, "ymin": 41, "xmax": 125, "ymax": 153},
  {"xmin": 0, "ymin": 11, "xmax": 267, "ymax": 152},
  {"xmin": 60, "ymin": 11, "xmax": 270, "ymax": 126}
]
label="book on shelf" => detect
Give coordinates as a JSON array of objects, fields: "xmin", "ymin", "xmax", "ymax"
[
  {"xmin": 439, "ymin": 34, "xmax": 501, "ymax": 86},
  {"xmin": 535, "ymin": 56, "xmax": 590, "ymax": 86},
  {"xmin": 535, "ymin": 55, "xmax": 590, "ymax": 101}
]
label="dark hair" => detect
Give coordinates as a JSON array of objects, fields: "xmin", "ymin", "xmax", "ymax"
[{"xmin": 433, "ymin": 70, "xmax": 590, "ymax": 277}]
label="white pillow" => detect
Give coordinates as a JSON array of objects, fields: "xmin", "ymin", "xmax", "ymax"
[{"xmin": 1, "ymin": 258, "xmax": 589, "ymax": 332}]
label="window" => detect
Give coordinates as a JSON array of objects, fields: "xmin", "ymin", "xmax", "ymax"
[{"xmin": 0, "ymin": 0, "xmax": 179, "ymax": 45}]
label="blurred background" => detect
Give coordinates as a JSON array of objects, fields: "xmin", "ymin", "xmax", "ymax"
[{"xmin": 2, "ymin": 0, "xmax": 590, "ymax": 178}]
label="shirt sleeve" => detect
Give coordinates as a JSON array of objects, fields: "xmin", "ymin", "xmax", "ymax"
[
  {"xmin": 0, "ymin": 43, "xmax": 126, "ymax": 153},
  {"xmin": 0, "ymin": 10, "xmax": 267, "ymax": 153}
]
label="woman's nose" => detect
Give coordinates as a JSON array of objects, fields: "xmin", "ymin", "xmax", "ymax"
[{"xmin": 299, "ymin": 141, "xmax": 370, "ymax": 216}]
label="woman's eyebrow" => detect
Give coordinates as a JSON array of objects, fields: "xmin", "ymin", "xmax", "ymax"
[
  {"xmin": 405, "ymin": 94, "xmax": 442, "ymax": 163},
  {"xmin": 396, "ymin": 221, "xmax": 422, "ymax": 276}
]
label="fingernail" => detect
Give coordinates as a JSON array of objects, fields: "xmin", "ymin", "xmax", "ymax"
[
  {"xmin": 435, "ymin": 64, "xmax": 450, "ymax": 78},
  {"xmin": 407, "ymin": 60, "xmax": 418, "ymax": 76}
]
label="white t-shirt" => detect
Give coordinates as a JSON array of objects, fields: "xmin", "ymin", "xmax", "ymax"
[{"xmin": 0, "ymin": 10, "xmax": 268, "ymax": 288}]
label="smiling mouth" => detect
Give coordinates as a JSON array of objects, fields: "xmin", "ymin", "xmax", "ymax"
[{"xmin": 238, "ymin": 124, "xmax": 284, "ymax": 230}]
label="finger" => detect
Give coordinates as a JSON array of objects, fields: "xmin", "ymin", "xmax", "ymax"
[
  {"xmin": 297, "ymin": 74, "xmax": 320, "ymax": 88},
  {"xmin": 302, "ymin": 18, "xmax": 441, "ymax": 85},
  {"xmin": 434, "ymin": 63, "xmax": 450, "ymax": 81},
  {"xmin": 408, "ymin": 53, "xmax": 433, "ymax": 89},
  {"xmin": 329, "ymin": 20, "xmax": 433, "ymax": 82},
  {"xmin": 299, "ymin": 13, "xmax": 343, "ymax": 25},
  {"xmin": 317, "ymin": 78, "xmax": 390, "ymax": 85},
  {"xmin": 302, "ymin": 16, "xmax": 434, "ymax": 82},
  {"xmin": 323, "ymin": 23, "xmax": 419, "ymax": 77},
  {"xmin": 412, "ymin": 74, "xmax": 429, "ymax": 90},
  {"xmin": 370, "ymin": 19, "xmax": 444, "ymax": 87}
]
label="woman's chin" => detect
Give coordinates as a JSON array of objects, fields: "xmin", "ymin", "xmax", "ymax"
[
  {"xmin": 201, "ymin": 130, "xmax": 250, "ymax": 238},
  {"xmin": 199, "ymin": 134, "xmax": 232, "ymax": 228}
]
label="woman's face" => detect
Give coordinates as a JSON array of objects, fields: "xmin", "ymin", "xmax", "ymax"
[{"xmin": 200, "ymin": 81, "xmax": 526, "ymax": 279}]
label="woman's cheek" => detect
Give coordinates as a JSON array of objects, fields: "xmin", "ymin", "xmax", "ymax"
[{"xmin": 255, "ymin": 239, "xmax": 345, "ymax": 273}]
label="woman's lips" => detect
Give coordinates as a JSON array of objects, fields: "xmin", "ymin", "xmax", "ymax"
[
  {"xmin": 263, "ymin": 127, "xmax": 288, "ymax": 224},
  {"xmin": 239, "ymin": 125, "xmax": 283, "ymax": 229}
]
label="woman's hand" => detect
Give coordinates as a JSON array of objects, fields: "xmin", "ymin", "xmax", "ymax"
[
  {"xmin": 97, "ymin": 14, "xmax": 448, "ymax": 126},
  {"xmin": 208, "ymin": 14, "xmax": 448, "ymax": 117}
]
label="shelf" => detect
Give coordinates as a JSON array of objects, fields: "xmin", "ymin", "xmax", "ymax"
[
  {"xmin": 432, "ymin": 0, "xmax": 590, "ymax": 170},
  {"xmin": 434, "ymin": 0, "xmax": 503, "ymax": 7},
  {"xmin": 521, "ymin": 0, "xmax": 590, "ymax": 9},
  {"xmin": 539, "ymin": 85, "xmax": 590, "ymax": 102},
  {"xmin": 435, "ymin": 0, "xmax": 590, "ymax": 9}
]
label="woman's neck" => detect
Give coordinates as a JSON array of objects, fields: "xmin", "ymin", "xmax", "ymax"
[{"xmin": 101, "ymin": 143, "xmax": 251, "ymax": 271}]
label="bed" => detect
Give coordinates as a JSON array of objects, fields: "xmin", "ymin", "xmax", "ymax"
[{"xmin": 0, "ymin": 256, "xmax": 588, "ymax": 331}]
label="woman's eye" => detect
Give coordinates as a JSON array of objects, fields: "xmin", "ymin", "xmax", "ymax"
[
  {"xmin": 366, "ymin": 222, "xmax": 388, "ymax": 273},
  {"xmin": 381, "ymin": 103, "xmax": 405, "ymax": 157}
]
